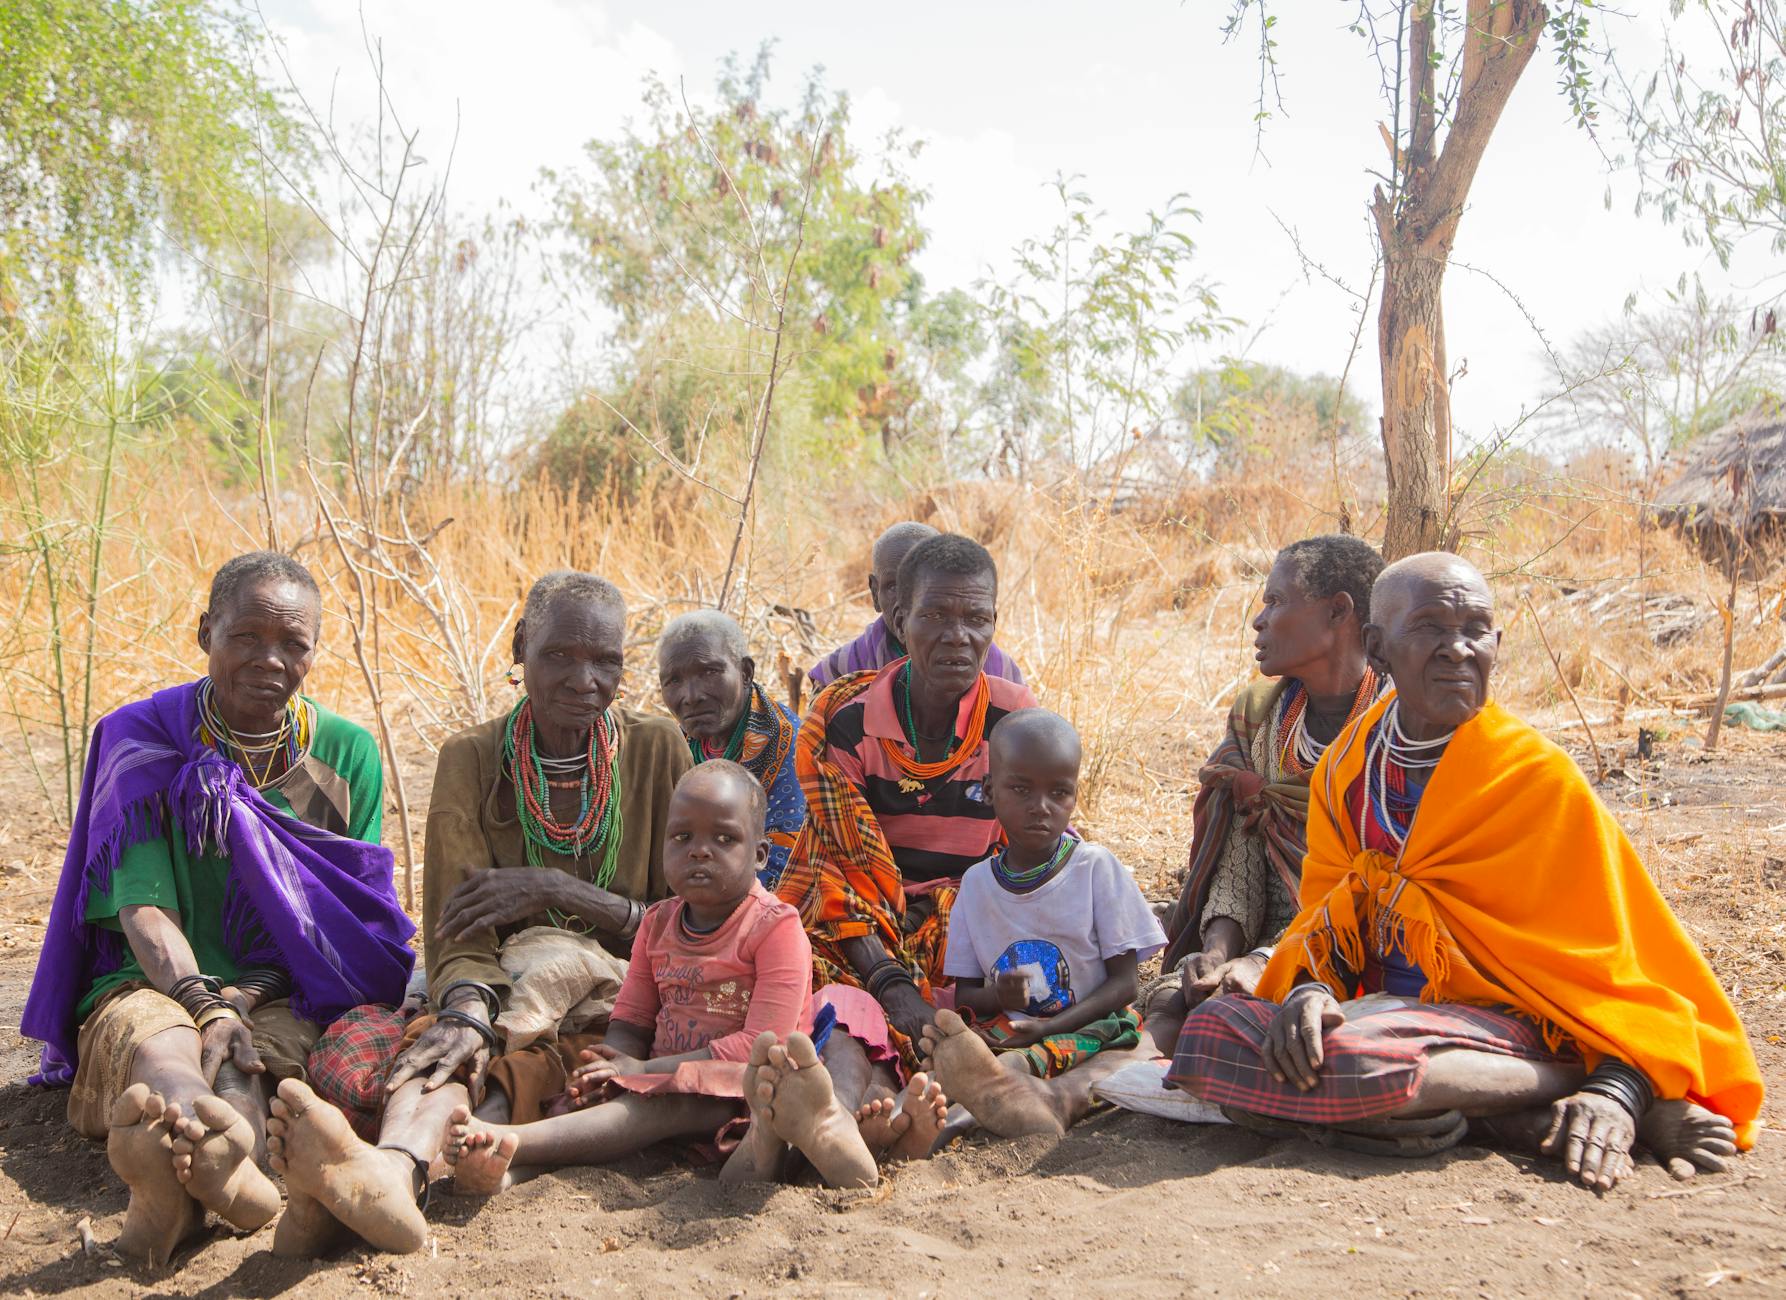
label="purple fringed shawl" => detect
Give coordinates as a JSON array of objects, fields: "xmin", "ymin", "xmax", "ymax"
[{"xmin": 21, "ymin": 680, "xmax": 415, "ymax": 1085}]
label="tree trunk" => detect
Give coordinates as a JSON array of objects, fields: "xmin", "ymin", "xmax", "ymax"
[
  {"xmin": 1373, "ymin": 0, "xmax": 1547, "ymax": 560},
  {"xmin": 1378, "ymin": 237, "xmax": 1451, "ymax": 558}
]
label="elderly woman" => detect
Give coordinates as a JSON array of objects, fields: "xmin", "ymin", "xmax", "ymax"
[
  {"xmin": 1168, "ymin": 553, "xmax": 1761, "ymax": 1190},
  {"xmin": 265, "ymin": 570, "xmax": 689, "ymax": 1256},
  {"xmin": 657, "ymin": 609, "xmax": 805, "ymax": 889},
  {"xmin": 21, "ymin": 551, "xmax": 412, "ymax": 1267},
  {"xmin": 1157, "ymin": 535, "xmax": 1384, "ymax": 1003}
]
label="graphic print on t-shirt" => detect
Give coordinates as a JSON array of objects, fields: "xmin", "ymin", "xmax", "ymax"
[{"xmin": 993, "ymin": 939, "xmax": 1073, "ymax": 1015}]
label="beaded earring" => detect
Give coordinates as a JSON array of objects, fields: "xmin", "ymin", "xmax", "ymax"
[{"xmin": 507, "ymin": 663, "xmax": 523, "ymax": 687}]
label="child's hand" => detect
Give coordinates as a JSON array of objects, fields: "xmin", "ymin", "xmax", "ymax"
[
  {"xmin": 993, "ymin": 970, "xmax": 1031, "ymax": 1014},
  {"xmin": 998, "ymin": 1015, "xmax": 1051, "ymax": 1050},
  {"xmin": 566, "ymin": 1045, "xmax": 643, "ymax": 1107}
]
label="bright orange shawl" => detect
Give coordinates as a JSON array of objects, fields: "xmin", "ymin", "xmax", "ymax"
[{"xmin": 1257, "ymin": 692, "xmax": 1764, "ymax": 1148}]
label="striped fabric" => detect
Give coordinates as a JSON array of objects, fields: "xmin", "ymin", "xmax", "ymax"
[
  {"xmin": 1166, "ymin": 992, "xmax": 1574, "ymax": 1124},
  {"xmin": 824, "ymin": 662, "xmax": 1036, "ymax": 884},
  {"xmin": 808, "ymin": 615, "xmax": 1027, "ymax": 690}
]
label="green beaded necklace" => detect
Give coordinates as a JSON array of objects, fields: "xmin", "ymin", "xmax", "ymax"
[
  {"xmin": 899, "ymin": 662, "xmax": 958, "ymax": 759},
  {"xmin": 687, "ymin": 696, "xmax": 750, "ymax": 766}
]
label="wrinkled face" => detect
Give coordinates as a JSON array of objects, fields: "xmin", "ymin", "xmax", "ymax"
[
  {"xmin": 1252, "ymin": 556, "xmax": 1348, "ymax": 680},
  {"xmin": 514, "ymin": 599, "xmax": 626, "ymax": 738},
  {"xmin": 893, "ymin": 569, "xmax": 996, "ymax": 701},
  {"xmin": 198, "ymin": 579, "xmax": 320, "ymax": 727},
  {"xmin": 987, "ymin": 743, "xmax": 1080, "ymax": 858},
  {"xmin": 663, "ymin": 774, "xmax": 766, "ymax": 915},
  {"xmin": 658, "ymin": 636, "xmax": 752, "ymax": 745},
  {"xmin": 1365, "ymin": 566, "xmax": 1501, "ymax": 735}
]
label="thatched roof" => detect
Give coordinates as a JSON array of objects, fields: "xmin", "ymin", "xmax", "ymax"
[{"xmin": 1653, "ymin": 405, "xmax": 1786, "ymax": 570}]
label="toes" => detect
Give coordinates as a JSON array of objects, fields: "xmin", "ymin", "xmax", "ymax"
[
  {"xmin": 1666, "ymin": 1155, "xmax": 1697, "ymax": 1180},
  {"xmin": 785, "ymin": 1032, "xmax": 820, "ymax": 1069},
  {"xmin": 766, "ymin": 1043, "xmax": 789, "ymax": 1071},
  {"xmin": 111, "ymin": 1082, "xmax": 151, "ymax": 1127},
  {"xmin": 191, "ymin": 1095, "xmax": 240, "ymax": 1131},
  {"xmin": 933, "ymin": 1008, "xmax": 969, "ymax": 1036},
  {"xmin": 274, "ymin": 1077, "xmax": 315, "ymax": 1115},
  {"xmin": 749, "ymin": 1031, "xmax": 778, "ymax": 1067}
]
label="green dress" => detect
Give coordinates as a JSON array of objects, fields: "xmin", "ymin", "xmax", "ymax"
[{"xmin": 77, "ymin": 698, "xmax": 384, "ymax": 1020}]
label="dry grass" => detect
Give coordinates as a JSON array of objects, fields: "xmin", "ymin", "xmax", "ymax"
[{"xmin": 2, "ymin": 436, "xmax": 1779, "ymax": 865}]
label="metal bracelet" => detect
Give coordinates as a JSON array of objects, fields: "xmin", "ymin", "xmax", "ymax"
[
  {"xmin": 436, "ymin": 980, "xmax": 501, "ymax": 1021},
  {"xmin": 194, "ymin": 1002, "xmax": 243, "ymax": 1031},
  {"xmin": 1247, "ymin": 946, "xmax": 1275, "ymax": 962},
  {"xmin": 1579, "ymin": 1060, "xmax": 1654, "ymax": 1122},
  {"xmin": 435, "ymin": 1006, "xmax": 499, "ymax": 1055}
]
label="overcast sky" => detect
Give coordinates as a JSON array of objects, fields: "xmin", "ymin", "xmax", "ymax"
[{"xmin": 258, "ymin": 0, "xmax": 1768, "ymax": 445}]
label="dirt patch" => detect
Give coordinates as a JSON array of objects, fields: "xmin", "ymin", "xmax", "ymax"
[{"xmin": 0, "ymin": 722, "xmax": 1782, "ymax": 1298}]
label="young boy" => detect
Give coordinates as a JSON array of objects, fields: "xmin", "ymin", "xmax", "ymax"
[{"xmin": 921, "ymin": 708, "xmax": 1166, "ymax": 1136}]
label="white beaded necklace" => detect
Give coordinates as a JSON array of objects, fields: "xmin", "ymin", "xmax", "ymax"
[{"xmin": 1359, "ymin": 700, "xmax": 1455, "ymax": 853}]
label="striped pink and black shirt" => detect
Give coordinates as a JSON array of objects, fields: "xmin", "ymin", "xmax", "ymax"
[{"xmin": 821, "ymin": 663, "xmax": 1038, "ymax": 884}]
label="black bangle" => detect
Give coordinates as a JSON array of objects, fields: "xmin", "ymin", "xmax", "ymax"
[
  {"xmin": 437, "ymin": 980, "xmax": 501, "ymax": 1021},
  {"xmin": 435, "ymin": 1006, "xmax": 499, "ymax": 1055},
  {"xmin": 865, "ymin": 960, "xmax": 917, "ymax": 1002},
  {"xmin": 231, "ymin": 968, "xmax": 291, "ymax": 1002},
  {"xmin": 1579, "ymin": 1059, "xmax": 1654, "ymax": 1122}
]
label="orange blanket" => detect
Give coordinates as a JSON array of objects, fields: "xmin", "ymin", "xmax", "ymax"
[{"xmin": 1257, "ymin": 693, "xmax": 1764, "ymax": 1147}]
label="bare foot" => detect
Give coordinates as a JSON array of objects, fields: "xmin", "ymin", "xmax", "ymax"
[
  {"xmin": 1639, "ymin": 1100, "xmax": 1739, "ymax": 1180},
  {"xmin": 444, "ymin": 1105, "xmax": 519, "ymax": 1195},
  {"xmin": 168, "ymin": 1095, "xmax": 281, "ymax": 1231},
  {"xmin": 107, "ymin": 1084, "xmax": 204, "ymax": 1266},
  {"xmin": 856, "ymin": 1073, "xmax": 949, "ymax": 1162},
  {"xmin": 919, "ymin": 1009, "xmax": 1066, "ymax": 1138},
  {"xmin": 758, "ymin": 1032, "xmax": 878, "ymax": 1189},
  {"xmin": 265, "ymin": 1079, "xmax": 426, "ymax": 1255},
  {"xmin": 721, "ymin": 1031, "xmax": 788, "ymax": 1184}
]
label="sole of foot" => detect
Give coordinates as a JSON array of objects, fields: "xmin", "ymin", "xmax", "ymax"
[
  {"xmin": 857, "ymin": 1073, "xmax": 949, "ymax": 1162},
  {"xmin": 107, "ymin": 1084, "xmax": 205, "ymax": 1267},
  {"xmin": 444, "ymin": 1105, "xmax": 519, "ymax": 1195},
  {"xmin": 265, "ymin": 1079, "xmax": 426, "ymax": 1255},
  {"xmin": 722, "ymin": 1031, "xmax": 790, "ymax": 1184},
  {"xmin": 760, "ymin": 1032, "xmax": 878, "ymax": 1189},
  {"xmin": 1639, "ymin": 1099, "xmax": 1739, "ymax": 1180},
  {"xmin": 919, "ymin": 1009, "xmax": 1066, "ymax": 1139},
  {"xmin": 169, "ymin": 1094, "xmax": 281, "ymax": 1231}
]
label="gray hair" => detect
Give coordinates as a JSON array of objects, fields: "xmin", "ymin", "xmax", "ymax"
[
  {"xmin": 1276, "ymin": 534, "xmax": 1384, "ymax": 623},
  {"xmin": 208, "ymin": 550, "xmax": 320, "ymax": 617},
  {"xmin": 522, "ymin": 570, "xmax": 625, "ymax": 627},
  {"xmin": 658, "ymin": 609, "xmax": 749, "ymax": 665},
  {"xmin": 872, "ymin": 520, "xmax": 939, "ymax": 572}
]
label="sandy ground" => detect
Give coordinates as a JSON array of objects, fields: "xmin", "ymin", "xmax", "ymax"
[{"xmin": 0, "ymin": 715, "xmax": 1782, "ymax": 1298}]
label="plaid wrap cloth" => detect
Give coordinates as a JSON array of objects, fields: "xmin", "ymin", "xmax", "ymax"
[
  {"xmin": 977, "ymin": 1005, "xmax": 1143, "ymax": 1079},
  {"xmin": 306, "ymin": 1005, "xmax": 410, "ymax": 1139},
  {"xmin": 1166, "ymin": 991, "xmax": 1571, "ymax": 1124}
]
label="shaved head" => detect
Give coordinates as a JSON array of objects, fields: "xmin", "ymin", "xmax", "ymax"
[
  {"xmin": 1370, "ymin": 552, "xmax": 1493, "ymax": 629},
  {"xmin": 1365, "ymin": 551, "xmax": 1500, "ymax": 739},
  {"xmin": 989, "ymin": 707, "xmax": 1083, "ymax": 772},
  {"xmin": 869, "ymin": 521, "xmax": 940, "ymax": 616}
]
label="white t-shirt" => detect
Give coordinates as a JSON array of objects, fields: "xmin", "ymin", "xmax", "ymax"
[{"xmin": 942, "ymin": 840, "xmax": 1166, "ymax": 1016}]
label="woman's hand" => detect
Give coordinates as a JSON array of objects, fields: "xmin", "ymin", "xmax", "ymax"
[
  {"xmin": 386, "ymin": 1016, "xmax": 490, "ymax": 1102},
  {"xmin": 1182, "ymin": 951, "xmax": 1269, "ymax": 1006},
  {"xmin": 566, "ymin": 1045, "xmax": 645, "ymax": 1107},
  {"xmin": 1541, "ymin": 1091, "xmax": 1638, "ymax": 1190},
  {"xmin": 880, "ymin": 981, "xmax": 938, "ymax": 1045},
  {"xmin": 198, "ymin": 1016, "xmax": 264, "ymax": 1086},
  {"xmin": 1260, "ymin": 984, "xmax": 1343, "ymax": 1091},
  {"xmin": 436, "ymin": 868, "xmax": 578, "ymax": 940}
]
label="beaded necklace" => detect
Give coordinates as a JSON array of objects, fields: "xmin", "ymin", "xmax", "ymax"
[
  {"xmin": 1276, "ymin": 667, "xmax": 1381, "ymax": 778},
  {"xmin": 197, "ymin": 678, "xmax": 311, "ymax": 789},
  {"xmin": 991, "ymin": 832, "xmax": 1078, "ymax": 894},
  {"xmin": 1359, "ymin": 700, "xmax": 1452, "ymax": 855},
  {"xmin": 899, "ymin": 662, "xmax": 958, "ymax": 759},
  {"xmin": 504, "ymin": 696, "xmax": 625, "ymax": 888},
  {"xmin": 688, "ymin": 699, "xmax": 750, "ymax": 767}
]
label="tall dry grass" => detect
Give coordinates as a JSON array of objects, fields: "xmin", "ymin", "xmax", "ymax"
[{"xmin": 2, "ymin": 432, "xmax": 1777, "ymax": 883}]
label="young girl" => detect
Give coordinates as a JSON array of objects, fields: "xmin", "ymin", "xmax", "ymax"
[{"xmin": 446, "ymin": 761, "xmax": 878, "ymax": 1189}]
